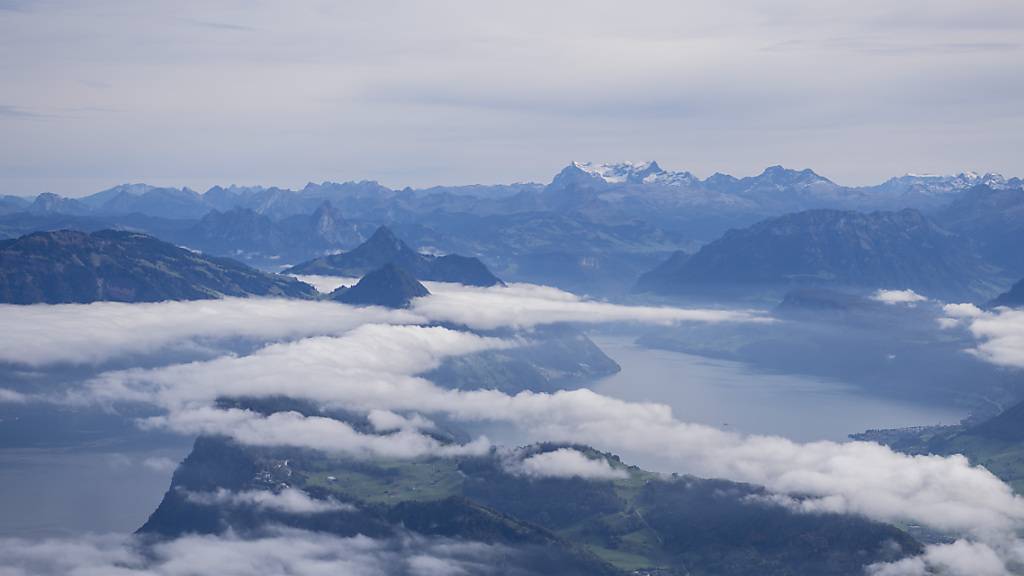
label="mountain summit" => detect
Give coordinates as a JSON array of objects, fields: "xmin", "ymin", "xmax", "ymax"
[
  {"xmin": 286, "ymin": 226, "xmax": 504, "ymax": 287},
  {"xmin": 331, "ymin": 263, "xmax": 430, "ymax": 308}
]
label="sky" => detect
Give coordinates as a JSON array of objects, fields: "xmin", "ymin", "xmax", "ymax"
[{"xmin": 1, "ymin": 0, "xmax": 1022, "ymax": 197}]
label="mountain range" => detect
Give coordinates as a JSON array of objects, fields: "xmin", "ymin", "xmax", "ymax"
[
  {"xmin": 0, "ymin": 229, "xmax": 316, "ymax": 304},
  {"xmin": 9, "ymin": 163, "xmax": 1019, "ymax": 226},
  {"xmin": 2, "ymin": 163, "xmax": 1022, "ymax": 297},
  {"xmin": 635, "ymin": 208, "xmax": 1002, "ymax": 301},
  {"xmin": 183, "ymin": 201, "xmax": 369, "ymax": 265}
]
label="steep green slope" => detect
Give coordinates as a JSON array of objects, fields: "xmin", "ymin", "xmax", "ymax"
[{"xmin": 142, "ymin": 436, "xmax": 920, "ymax": 576}]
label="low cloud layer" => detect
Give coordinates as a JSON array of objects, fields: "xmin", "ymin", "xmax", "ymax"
[
  {"xmin": 0, "ymin": 528, "xmax": 514, "ymax": 576},
  {"xmin": 6, "ymin": 286, "xmax": 1024, "ymax": 573},
  {"xmin": 414, "ymin": 282, "xmax": 772, "ymax": 330},
  {"xmin": 942, "ymin": 304, "xmax": 1024, "ymax": 368},
  {"xmin": 185, "ymin": 488, "xmax": 355, "ymax": 514},
  {"xmin": 0, "ymin": 298, "xmax": 417, "ymax": 366},
  {"xmin": 290, "ymin": 274, "xmax": 361, "ymax": 294},
  {"xmin": 0, "ymin": 283, "xmax": 763, "ymax": 367},
  {"xmin": 0, "ymin": 388, "xmax": 27, "ymax": 403},
  {"xmin": 867, "ymin": 539, "xmax": 1017, "ymax": 576},
  {"xmin": 78, "ymin": 321, "xmax": 1024, "ymax": 539},
  {"xmin": 142, "ymin": 406, "xmax": 492, "ymax": 460},
  {"xmin": 511, "ymin": 448, "xmax": 628, "ymax": 480},
  {"xmin": 872, "ymin": 289, "xmax": 928, "ymax": 305}
]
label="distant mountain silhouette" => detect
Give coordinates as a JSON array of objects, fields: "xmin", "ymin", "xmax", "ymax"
[
  {"xmin": 0, "ymin": 229, "xmax": 316, "ymax": 304},
  {"xmin": 183, "ymin": 201, "xmax": 365, "ymax": 263},
  {"xmin": 776, "ymin": 288, "xmax": 876, "ymax": 314},
  {"xmin": 6, "ymin": 165, "xmax": 1022, "ymax": 296},
  {"xmin": 636, "ymin": 209, "xmax": 1000, "ymax": 300},
  {"xmin": 288, "ymin": 226, "xmax": 504, "ymax": 287},
  {"xmin": 331, "ymin": 263, "xmax": 429, "ymax": 308},
  {"xmin": 937, "ymin": 183, "xmax": 1024, "ymax": 278},
  {"xmin": 992, "ymin": 278, "xmax": 1024, "ymax": 308}
]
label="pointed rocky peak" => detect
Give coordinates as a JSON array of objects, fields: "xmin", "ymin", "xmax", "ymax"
[
  {"xmin": 308, "ymin": 201, "xmax": 347, "ymax": 239},
  {"xmin": 703, "ymin": 172, "xmax": 741, "ymax": 189},
  {"xmin": 283, "ymin": 224, "xmax": 428, "ymax": 277},
  {"xmin": 364, "ymin": 225, "xmax": 405, "ymax": 253},
  {"xmin": 427, "ymin": 254, "xmax": 505, "ymax": 287},
  {"xmin": 28, "ymin": 192, "xmax": 89, "ymax": 215},
  {"xmin": 332, "ymin": 263, "xmax": 430, "ymax": 308}
]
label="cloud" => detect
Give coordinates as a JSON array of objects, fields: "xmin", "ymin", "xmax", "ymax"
[
  {"xmin": 510, "ymin": 448, "xmax": 628, "ymax": 480},
  {"xmin": 79, "ymin": 321, "xmax": 1024, "ymax": 538},
  {"xmin": 12, "ymin": 288, "xmax": 1023, "ymax": 556},
  {"xmin": 943, "ymin": 303, "xmax": 985, "ymax": 319},
  {"xmin": 289, "ymin": 274, "xmax": 360, "ymax": 294},
  {"xmin": 0, "ymin": 286, "xmax": 760, "ymax": 367},
  {"xmin": 867, "ymin": 539, "xmax": 1012, "ymax": 576},
  {"xmin": 0, "ymin": 388, "xmax": 28, "ymax": 403},
  {"xmin": 0, "ymin": 528, "xmax": 516, "ymax": 576},
  {"xmin": 80, "ymin": 324, "xmax": 513, "ymax": 408},
  {"xmin": 941, "ymin": 305, "xmax": 1024, "ymax": 368},
  {"xmin": 0, "ymin": 298, "xmax": 419, "ymax": 366},
  {"xmin": 872, "ymin": 289, "xmax": 928, "ymax": 305},
  {"xmin": 184, "ymin": 488, "xmax": 355, "ymax": 514},
  {"xmin": 0, "ymin": 104, "xmax": 47, "ymax": 118},
  {"xmin": 141, "ymin": 456, "xmax": 179, "ymax": 473},
  {"xmin": 414, "ymin": 282, "xmax": 772, "ymax": 330},
  {"xmin": 141, "ymin": 407, "xmax": 492, "ymax": 460}
]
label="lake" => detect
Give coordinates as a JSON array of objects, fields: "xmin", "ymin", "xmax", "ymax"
[{"xmin": 590, "ymin": 335, "xmax": 964, "ymax": 442}]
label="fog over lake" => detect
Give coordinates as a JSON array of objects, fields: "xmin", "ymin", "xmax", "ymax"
[
  {"xmin": 591, "ymin": 336, "xmax": 964, "ymax": 443},
  {"xmin": 0, "ymin": 331, "xmax": 971, "ymax": 537}
]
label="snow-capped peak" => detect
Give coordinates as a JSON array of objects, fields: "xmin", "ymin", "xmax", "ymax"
[
  {"xmin": 567, "ymin": 161, "xmax": 696, "ymax": 186},
  {"xmin": 571, "ymin": 161, "xmax": 662, "ymax": 184},
  {"xmin": 884, "ymin": 171, "xmax": 1011, "ymax": 195}
]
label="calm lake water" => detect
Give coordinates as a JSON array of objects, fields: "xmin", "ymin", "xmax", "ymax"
[
  {"xmin": 0, "ymin": 444, "xmax": 191, "ymax": 537},
  {"xmin": 590, "ymin": 335, "xmax": 964, "ymax": 442}
]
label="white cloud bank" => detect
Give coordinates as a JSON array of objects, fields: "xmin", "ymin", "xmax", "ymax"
[
  {"xmin": 511, "ymin": 448, "xmax": 628, "ymax": 480},
  {"xmin": 78, "ymin": 321, "xmax": 1024, "ymax": 540},
  {"xmin": 0, "ymin": 298, "xmax": 418, "ymax": 366},
  {"xmin": 9, "ymin": 285, "xmax": 1024, "ymax": 572},
  {"xmin": 290, "ymin": 275, "xmax": 361, "ymax": 294},
  {"xmin": 0, "ymin": 283, "xmax": 767, "ymax": 367},
  {"xmin": 0, "ymin": 528, "xmax": 512, "ymax": 576},
  {"xmin": 185, "ymin": 488, "xmax": 355, "ymax": 514},
  {"xmin": 0, "ymin": 388, "xmax": 28, "ymax": 403},
  {"xmin": 942, "ymin": 304, "xmax": 1024, "ymax": 369},
  {"xmin": 414, "ymin": 281, "xmax": 771, "ymax": 330},
  {"xmin": 872, "ymin": 289, "xmax": 928, "ymax": 305},
  {"xmin": 867, "ymin": 538, "xmax": 1016, "ymax": 576}
]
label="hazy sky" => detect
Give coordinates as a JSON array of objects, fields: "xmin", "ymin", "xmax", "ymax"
[{"xmin": 1, "ymin": 0, "xmax": 1022, "ymax": 196}]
